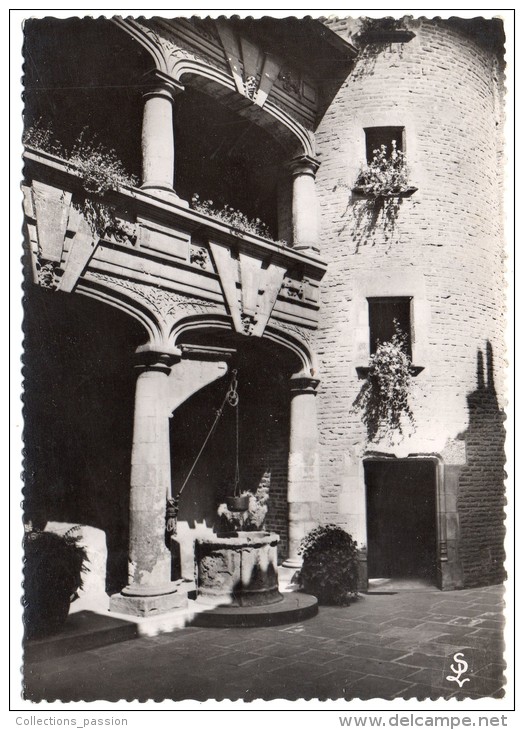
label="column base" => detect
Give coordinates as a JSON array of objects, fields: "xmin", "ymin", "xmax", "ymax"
[
  {"xmin": 110, "ymin": 580, "xmax": 188, "ymax": 617},
  {"xmin": 140, "ymin": 185, "xmax": 189, "ymax": 208},
  {"xmin": 281, "ymin": 557, "xmax": 303, "ymax": 569},
  {"xmin": 292, "ymin": 244, "xmax": 320, "ymax": 254}
]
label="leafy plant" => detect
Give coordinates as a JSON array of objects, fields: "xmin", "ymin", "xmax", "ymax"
[
  {"xmin": 22, "ymin": 527, "xmax": 89, "ymax": 639},
  {"xmin": 22, "ymin": 119, "xmax": 65, "ymax": 158},
  {"xmin": 357, "ymin": 16, "xmax": 408, "ymax": 37},
  {"xmin": 297, "ymin": 524, "xmax": 359, "ymax": 605},
  {"xmin": 23, "ymin": 120, "xmax": 138, "ymax": 236},
  {"xmin": 217, "ymin": 486, "xmax": 269, "ymax": 533},
  {"xmin": 353, "ymin": 321, "xmax": 415, "ymax": 443},
  {"xmin": 354, "ymin": 140, "xmax": 410, "ymax": 198},
  {"xmin": 191, "ymin": 195, "xmax": 288, "ymax": 246}
]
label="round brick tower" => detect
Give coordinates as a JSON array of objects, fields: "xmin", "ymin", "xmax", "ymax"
[{"xmin": 313, "ymin": 17, "xmax": 506, "ymax": 589}]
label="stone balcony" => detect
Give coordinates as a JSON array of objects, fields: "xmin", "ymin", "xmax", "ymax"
[{"xmin": 22, "ymin": 148, "xmax": 327, "ymax": 349}]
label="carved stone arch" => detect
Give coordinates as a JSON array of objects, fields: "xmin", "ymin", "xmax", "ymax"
[
  {"xmin": 112, "ymin": 16, "xmax": 316, "ymax": 158},
  {"xmin": 171, "ymin": 314, "xmax": 315, "ymax": 376},
  {"xmin": 76, "ymin": 279, "xmax": 164, "ymax": 349},
  {"xmin": 172, "ymin": 60, "xmax": 316, "ymax": 158},
  {"xmin": 170, "ymin": 313, "xmax": 231, "ymax": 344},
  {"xmin": 111, "ymin": 16, "xmax": 169, "ymax": 74},
  {"xmin": 263, "ymin": 325, "xmax": 315, "ymax": 376}
]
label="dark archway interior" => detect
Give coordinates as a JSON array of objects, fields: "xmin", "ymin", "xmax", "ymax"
[
  {"xmin": 174, "ymin": 87, "xmax": 285, "ymax": 237},
  {"xmin": 22, "ymin": 18, "xmax": 152, "ymax": 180},
  {"xmin": 171, "ymin": 329, "xmax": 298, "ymax": 559},
  {"xmin": 365, "ymin": 460, "xmax": 437, "ymax": 582},
  {"xmin": 23, "ymin": 19, "xmax": 285, "ymax": 238},
  {"xmin": 22, "ymin": 285, "xmax": 146, "ymax": 593}
]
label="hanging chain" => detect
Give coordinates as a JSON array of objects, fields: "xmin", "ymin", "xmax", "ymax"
[
  {"xmin": 227, "ymin": 369, "xmax": 239, "ymax": 406},
  {"xmin": 234, "ymin": 388, "xmax": 241, "ymax": 496},
  {"xmin": 228, "ymin": 369, "xmax": 241, "ymax": 495},
  {"xmin": 167, "ymin": 370, "xmax": 240, "ymax": 535}
]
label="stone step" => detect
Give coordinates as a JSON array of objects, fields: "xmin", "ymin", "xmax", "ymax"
[
  {"xmin": 190, "ymin": 591, "xmax": 318, "ymax": 628},
  {"xmin": 24, "ymin": 610, "xmax": 139, "ymax": 664}
]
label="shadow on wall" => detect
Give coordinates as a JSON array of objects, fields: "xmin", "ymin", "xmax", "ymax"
[
  {"xmin": 457, "ymin": 341, "xmax": 506, "ymax": 587},
  {"xmin": 336, "ymin": 192, "xmax": 418, "ymax": 253},
  {"xmin": 22, "ymin": 286, "xmax": 144, "ymax": 594}
]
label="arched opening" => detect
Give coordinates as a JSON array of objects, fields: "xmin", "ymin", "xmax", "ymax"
[
  {"xmin": 173, "ymin": 86, "xmax": 288, "ymax": 239},
  {"xmin": 23, "ymin": 17, "xmax": 153, "ymax": 180},
  {"xmin": 22, "ymin": 285, "xmax": 146, "ymax": 593},
  {"xmin": 170, "ymin": 328, "xmax": 303, "ymax": 561},
  {"xmin": 23, "ymin": 19, "xmax": 300, "ymax": 243}
]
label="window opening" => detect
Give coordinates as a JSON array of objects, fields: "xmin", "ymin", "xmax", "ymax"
[
  {"xmin": 367, "ymin": 296, "xmax": 412, "ymax": 358},
  {"xmin": 364, "ymin": 126, "xmax": 405, "ymax": 163}
]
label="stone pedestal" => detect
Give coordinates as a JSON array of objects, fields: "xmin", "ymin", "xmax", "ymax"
[
  {"xmin": 289, "ymin": 155, "xmax": 321, "ymax": 253},
  {"xmin": 283, "ymin": 375, "xmax": 321, "ymax": 568},
  {"xmin": 110, "ymin": 580, "xmax": 188, "ymax": 617},
  {"xmin": 195, "ymin": 532, "xmax": 282, "ymax": 606}
]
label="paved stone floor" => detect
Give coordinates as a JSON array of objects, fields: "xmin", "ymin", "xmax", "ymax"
[{"xmin": 23, "ymin": 585, "xmax": 506, "ymax": 703}]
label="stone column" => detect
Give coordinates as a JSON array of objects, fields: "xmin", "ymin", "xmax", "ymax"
[
  {"xmin": 283, "ymin": 374, "xmax": 321, "ymax": 568},
  {"xmin": 289, "ymin": 155, "xmax": 321, "ymax": 253},
  {"xmin": 140, "ymin": 72, "xmax": 187, "ymax": 204},
  {"xmin": 110, "ymin": 345, "xmax": 185, "ymax": 616}
]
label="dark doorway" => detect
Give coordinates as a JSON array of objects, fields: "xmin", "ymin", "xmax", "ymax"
[{"xmin": 365, "ymin": 460, "xmax": 437, "ymax": 582}]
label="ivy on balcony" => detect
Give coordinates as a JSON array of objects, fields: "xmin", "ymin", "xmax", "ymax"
[
  {"xmin": 190, "ymin": 195, "xmax": 288, "ymax": 247},
  {"xmin": 23, "ymin": 120, "xmax": 138, "ymax": 237}
]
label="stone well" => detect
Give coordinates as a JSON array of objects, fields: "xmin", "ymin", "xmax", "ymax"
[{"xmin": 195, "ymin": 531, "xmax": 282, "ymax": 606}]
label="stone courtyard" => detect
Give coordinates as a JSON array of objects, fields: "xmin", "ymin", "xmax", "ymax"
[
  {"xmin": 23, "ymin": 584, "xmax": 506, "ymax": 703},
  {"xmin": 19, "ymin": 15, "xmax": 509, "ymax": 709}
]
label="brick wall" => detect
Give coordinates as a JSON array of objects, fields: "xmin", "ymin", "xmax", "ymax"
[
  {"xmin": 313, "ymin": 17, "xmax": 506, "ymax": 585},
  {"xmin": 241, "ymin": 378, "xmax": 290, "ymax": 561}
]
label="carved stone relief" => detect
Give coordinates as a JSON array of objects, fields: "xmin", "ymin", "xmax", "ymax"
[
  {"xmin": 89, "ymin": 272, "xmax": 221, "ymax": 326},
  {"xmin": 36, "ymin": 260, "xmax": 60, "ymax": 290},
  {"xmin": 272, "ymin": 320, "xmax": 313, "ymax": 348},
  {"xmin": 103, "ymin": 220, "xmax": 138, "ymax": 247},
  {"xmin": 282, "ymin": 276, "xmax": 305, "ymax": 300},
  {"xmin": 208, "ymin": 241, "xmax": 287, "ymax": 338},
  {"xmin": 189, "ymin": 244, "xmax": 211, "ymax": 270},
  {"xmin": 138, "ymin": 18, "xmax": 226, "ymax": 76},
  {"xmin": 278, "ymin": 67, "xmax": 301, "ymax": 96}
]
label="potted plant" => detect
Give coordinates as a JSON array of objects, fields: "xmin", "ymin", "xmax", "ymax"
[
  {"xmin": 22, "ymin": 526, "xmax": 89, "ymax": 640},
  {"xmin": 352, "ymin": 140, "xmax": 417, "ymax": 199},
  {"xmin": 355, "ymin": 17, "xmax": 416, "ymax": 45},
  {"xmin": 353, "ymin": 322, "xmax": 415, "ymax": 443},
  {"xmin": 217, "ymin": 486, "xmax": 269, "ymax": 534},
  {"xmin": 225, "ymin": 493, "xmax": 251, "ymax": 513},
  {"xmin": 296, "ymin": 524, "xmax": 360, "ymax": 605}
]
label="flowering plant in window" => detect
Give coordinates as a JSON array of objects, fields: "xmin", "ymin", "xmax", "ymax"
[
  {"xmin": 353, "ymin": 321, "xmax": 415, "ymax": 443},
  {"xmin": 353, "ymin": 140, "xmax": 413, "ymax": 198}
]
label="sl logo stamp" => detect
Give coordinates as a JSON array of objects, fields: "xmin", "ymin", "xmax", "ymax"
[{"xmin": 446, "ymin": 652, "xmax": 471, "ymax": 687}]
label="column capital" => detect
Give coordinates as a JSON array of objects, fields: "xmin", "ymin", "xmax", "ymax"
[
  {"xmin": 134, "ymin": 344, "xmax": 182, "ymax": 374},
  {"xmin": 289, "ymin": 373, "xmax": 320, "ymax": 396},
  {"xmin": 142, "ymin": 70, "xmax": 185, "ymax": 102},
  {"xmin": 288, "ymin": 154, "xmax": 321, "ymax": 178}
]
